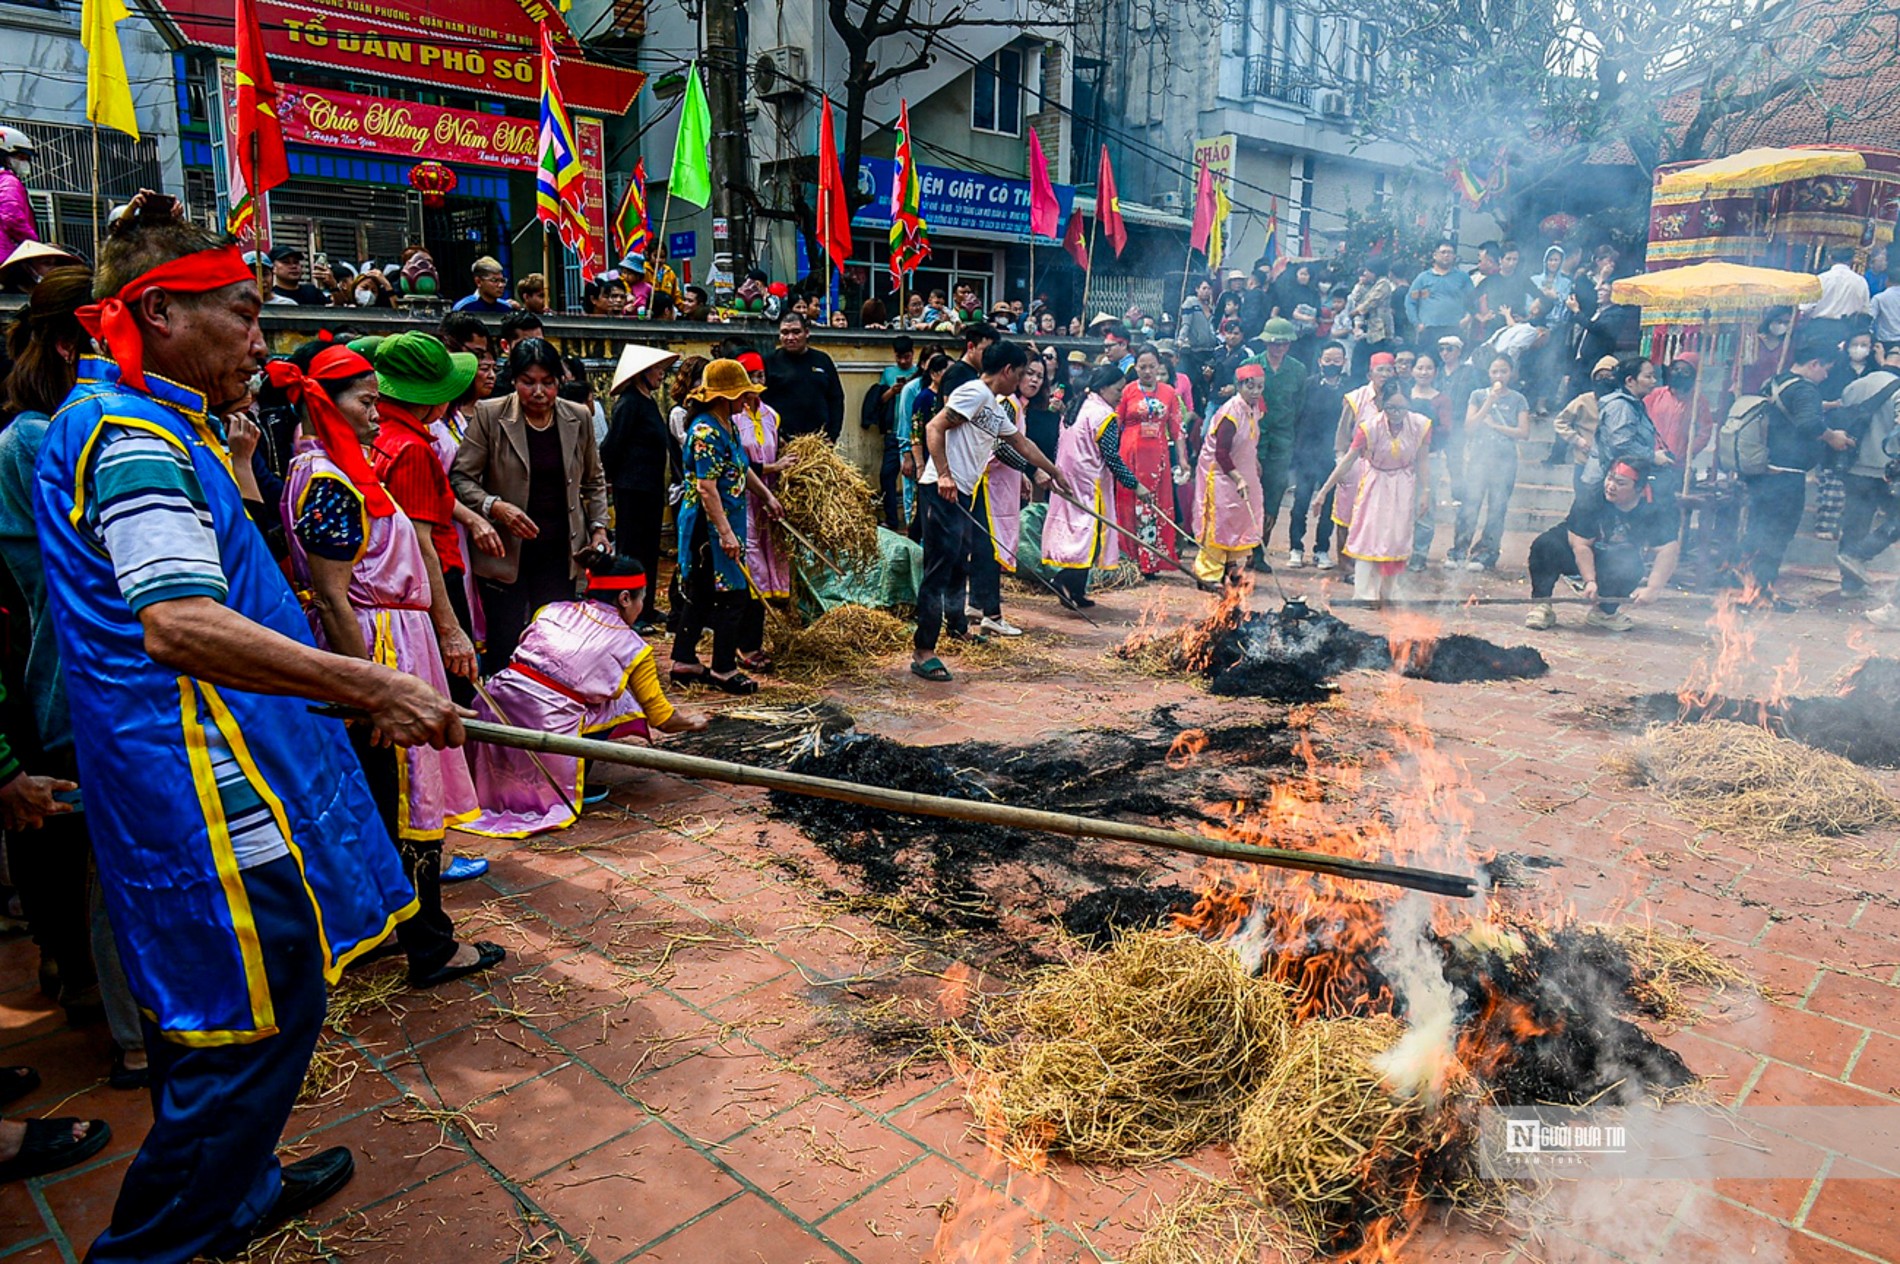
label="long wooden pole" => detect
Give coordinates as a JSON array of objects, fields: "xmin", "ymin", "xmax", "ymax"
[
  {"xmin": 445, "ymin": 715, "xmax": 1478, "ymax": 898},
  {"xmin": 1050, "ymin": 483, "xmax": 1201, "ymax": 583},
  {"xmin": 89, "ymin": 124, "xmax": 101, "ymax": 255},
  {"xmin": 1080, "ymin": 211, "xmax": 1099, "ymax": 327}
]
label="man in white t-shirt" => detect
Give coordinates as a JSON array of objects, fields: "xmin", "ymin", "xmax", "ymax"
[{"xmin": 910, "ymin": 341, "xmax": 1068, "ymax": 680}]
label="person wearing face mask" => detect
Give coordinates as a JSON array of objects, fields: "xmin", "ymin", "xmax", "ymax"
[
  {"xmin": 0, "ymin": 129, "xmax": 39, "ymax": 263},
  {"xmin": 1645, "ymin": 353, "xmax": 1715, "ymax": 469},
  {"xmin": 1318, "ymin": 377, "xmax": 1433, "ymax": 606},
  {"xmin": 1286, "ymin": 342, "xmax": 1348, "ymax": 569},
  {"xmin": 1741, "ymin": 307, "xmax": 1795, "ymax": 396},
  {"xmin": 1817, "ymin": 333, "xmax": 1879, "ymax": 539}
]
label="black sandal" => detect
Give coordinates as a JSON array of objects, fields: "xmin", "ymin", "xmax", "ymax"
[
  {"xmin": 408, "ymin": 941, "xmax": 507, "ymax": 990},
  {"xmin": 0, "ymin": 1117, "xmax": 111, "ymax": 1183},
  {"xmin": 705, "ymin": 671, "xmax": 758, "ymax": 696},
  {"xmin": 0, "ymin": 1067, "xmax": 38, "ymax": 1109},
  {"xmin": 108, "ymin": 1049, "xmax": 150, "ymax": 1092}
]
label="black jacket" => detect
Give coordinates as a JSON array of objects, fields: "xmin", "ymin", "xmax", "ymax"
[
  {"xmin": 763, "ymin": 347, "xmax": 846, "ymax": 443},
  {"xmin": 600, "ymin": 390, "xmax": 671, "ymax": 493},
  {"xmin": 1765, "ymin": 373, "xmax": 1828, "ymax": 472}
]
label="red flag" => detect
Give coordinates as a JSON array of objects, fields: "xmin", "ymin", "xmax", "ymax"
[
  {"xmin": 1096, "ymin": 145, "xmax": 1127, "ymax": 258},
  {"xmin": 234, "ymin": 0, "xmax": 288, "ymax": 203},
  {"xmin": 1190, "ymin": 153, "xmax": 1217, "ymax": 254},
  {"xmin": 1028, "ymin": 129, "xmax": 1059, "ymax": 239},
  {"xmin": 816, "ymin": 96, "xmax": 853, "ymax": 273},
  {"xmin": 1063, "ymin": 209, "xmax": 1088, "ymax": 269}
]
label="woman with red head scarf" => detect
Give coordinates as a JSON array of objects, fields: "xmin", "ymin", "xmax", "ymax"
[{"xmin": 274, "ymin": 345, "xmax": 504, "ymax": 992}]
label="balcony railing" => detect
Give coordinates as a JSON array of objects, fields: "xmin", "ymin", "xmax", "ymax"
[{"xmin": 1241, "ymin": 56, "xmax": 1312, "ymax": 107}]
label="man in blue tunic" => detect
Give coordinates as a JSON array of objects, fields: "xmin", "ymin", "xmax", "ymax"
[{"xmin": 32, "ymin": 193, "xmax": 466, "ymax": 1263}]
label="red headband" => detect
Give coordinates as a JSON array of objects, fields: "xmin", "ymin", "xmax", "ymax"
[
  {"xmin": 265, "ymin": 348, "xmax": 395, "ymax": 519},
  {"xmin": 1235, "ymin": 364, "xmax": 1266, "ymax": 382},
  {"xmin": 1369, "ymin": 352, "xmax": 1397, "ymax": 368},
  {"xmin": 587, "ymin": 573, "xmax": 648, "ymax": 592},
  {"xmin": 75, "ymin": 247, "xmax": 254, "ymax": 395},
  {"xmin": 1609, "ymin": 460, "xmax": 1643, "ymax": 481},
  {"xmin": 736, "ymin": 352, "xmax": 765, "ymax": 373}
]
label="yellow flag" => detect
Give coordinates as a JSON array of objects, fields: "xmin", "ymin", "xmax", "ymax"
[
  {"xmin": 1208, "ymin": 179, "xmax": 1231, "ymax": 271},
  {"xmin": 83, "ymin": 0, "xmax": 140, "ymax": 140}
]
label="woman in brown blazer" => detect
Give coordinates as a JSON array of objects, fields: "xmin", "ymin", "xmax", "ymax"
[{"xmin": 451, "ymin": 338, "xmax": 611, "ymax": 673}]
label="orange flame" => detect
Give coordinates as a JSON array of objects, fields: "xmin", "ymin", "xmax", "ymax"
[
  {"xmin": 1166, "ymin": 728, "xmax": 1209, "ymax": 768},
  {"xmin": 1386, "ymin": 612, "xmax": 1443, "ymax": 676}
]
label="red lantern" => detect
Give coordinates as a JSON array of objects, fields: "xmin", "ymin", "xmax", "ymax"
[
  {"xmin": 1539, "ymin": 212, "xmax": 1578, "ymax": 240},
  {"xmin": 408, "ymin": 161, "xmax": 458, "ymax": 208}
]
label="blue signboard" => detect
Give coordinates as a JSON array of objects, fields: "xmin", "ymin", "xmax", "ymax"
[
  {"xmin": 668, "ymin": 231, "xmax": 698, "ymax": 258},
  {"xmin": 851, "ymin": 157, "xmax": 1075, "ymax": 242}
]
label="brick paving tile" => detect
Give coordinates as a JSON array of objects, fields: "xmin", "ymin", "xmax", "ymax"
[
  {"xmin": 621, "ymin": 1037, "xmax": 816, "ymax": 1146},
  {"xmin": 1698, "ymin": 1001, "xmax": 1871, "ymax": 1080},
  {"xmin": 291, "ymin": 1102, "xmax": 470, "ymax": 1216},
  {"xmin": 458, "ymin": 1062, "xmax": 647, "ymax": 1184},
  {"xmin": 0, "ymin": 1241, "xmax": 64, "ymax": 1262},
  {"xmin": 0, "ymin": 1175, "xmax": 44, "ymax": 1245},
  {"xmin": 620, "ymin": 1191, "xmax": 850, "ymax": 1263},
  {"xmin": 1807, "ymin": 971, "xmax": 1900, "ymax": 1036},
  {"xmin": 518, "ymin": 1121, "xmax": 741, "ymax": 1259},
  {"xmin": 716, "ymin": 1095, "xmax": 925, "ymax": 1221},
  {"xmin": 32, "ymin": 1152, "xmax": 130, "ymax": 1252},
  {"xmin": 1846, "ymin": 1030, "xmax": 1900, "ymax": 1098}
]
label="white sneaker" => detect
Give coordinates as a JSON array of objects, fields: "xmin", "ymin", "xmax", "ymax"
[
  {"xmin": 979, "ymin": 615, "xmax": 1023, "ymax": 637},
  {"xmin": 1441, "ymin": 555, "xmax": 1463, "ymax": 570},
  {"xmin": 1286, "ymin": 550, "xmax": 1306, "ymax": 568},
  {"xmin": 1524, "ymin": 602, "xmax": 1556, "ymax": 630},
  {"xmin": 1465, "ymin": 559, "xmax": 1486, "ymax": 572},
  {"xmin": 965, "ymin": 607, "xmax": 983, "ymax": 622},
  {"xmin": 1585, "ymin": 607, "xmax": 1635, "ymax": 632},
  {"xmin": 1868, "ymin": 604, "xmax": 1900, "ymax": 629},
  {"xmin": 1314, "ymin": 554, "xmax": 1337, "ymax": 571}
]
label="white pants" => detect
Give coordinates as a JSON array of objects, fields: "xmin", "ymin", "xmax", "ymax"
[{"xmin": 1354, "ymin": 558, "xmax": 1398, "ymax": 603}]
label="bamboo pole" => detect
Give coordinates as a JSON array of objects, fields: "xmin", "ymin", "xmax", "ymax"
[
  {"xmin": 444, "ymin": 715, "xmax": 1478, "ymax": 898},
  {"xmin": 1080, "ymin": 210, "xmax": 1099, "ymax": 328},
  {"xmin": 89, "ymin": 124, "xmax": 101, "ymax": 256},
  {"xmin": 1050, "ymin": 483, "xmax": 1201, "ymax": 583},
  {"xmin": 774, "ymin": 516, "xmax": 848, "ymax": 577}
]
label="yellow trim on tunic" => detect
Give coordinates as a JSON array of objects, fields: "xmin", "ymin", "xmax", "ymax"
[{"xmin": 174, "ymin": 679, "xmax": 278, "ymax": 1045}]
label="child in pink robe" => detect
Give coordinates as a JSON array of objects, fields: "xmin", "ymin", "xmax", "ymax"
[
  {"xmin": 1319, "ymin": 377, "xmax": 1433, "ymax": 606},
  {"xmin": 1191, "ymin": 366, "xmax": 1266, "ymax": 585}
]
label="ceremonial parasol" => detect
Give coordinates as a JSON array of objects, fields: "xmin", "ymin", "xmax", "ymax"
[
  {"xmin": 1654, "ymin": 146, "xmax": 1866, "ymax": 196},
  {"xmin": 1610, "ymin": 261, "xmax": 1821, "ymax": 325}
]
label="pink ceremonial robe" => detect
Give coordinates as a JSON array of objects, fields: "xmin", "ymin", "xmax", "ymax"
[
  {"xmin": 282, "ymin": 440, "xmax": 478, "ymax": 841},
  {"xmin": 979, "ymin": 397, "xmax": 1026, "ymax": 570},
  {"xmin": 1342, "ymin": 411, "xmax": 1432, "ymax": 569},
  {"xmin": 463, "ymin": 600, "xmax": 657, "ymax": 837},
  {"xmin": 1331, "ymin": 383, "xmax": 1384, "ymax": 533},
  {"xmin": 1043, "ymin": 395, "xmax": 1119, "ymax": 570},
  {"xmin": 738, "ymin": 402, "xmax": 791, "ymax": 598},
  {"xmin": 1193, "ymin": 395, "xmax": 1265, "ymax": 550}
]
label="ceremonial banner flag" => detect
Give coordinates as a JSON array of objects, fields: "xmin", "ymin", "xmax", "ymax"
[
  {"xmin": 1260, "ymin": 196, "xmax": 1280, "ymax": 269},
  {"xmin": 614, "ymin": 157, "xmax": 651, "ymax": 264},
  {"xmin": 537, "ymin": 24, "xmax": 595, "ymax": 280},
  {"xmin": 1028, "ymin": 128, "xmax": 1059, "ymax": 239},
  {"xmin": 1208, "ymin": 178, "xmax": 1231, "ymax": 271},
  {"xmin": 1190, "ymin": 154, "xmax": 1215, "ymax": 254},
  {"xmin": 232, "ymin": 0, "xmax": 288, "ymax": 235},
  {"xmin": 669, "ymin": 63, "xmax": 713, "ymax": 208},
  {"xmin": 1096, "ymin": 144, "xmax": 1127, "ymax": 257},
  {"xmin": 83, "ymin": 0, "xmax": 140, "ymax": 139},
  {"xmin": 888, "ymin": 100, "xmax": 929, "ymax": 285},
  {"xmin": 816, "ymin": 96, "xmax": 852, "ymax": 272},
  {"xmin": 1063, "ymin": 208, "xmax": 1088, "ymax": 269}
]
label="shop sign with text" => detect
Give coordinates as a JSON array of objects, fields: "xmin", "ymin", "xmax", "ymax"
[{"xmin": 219, "ymin": 67, "xmax": 539, "ymax": 170}]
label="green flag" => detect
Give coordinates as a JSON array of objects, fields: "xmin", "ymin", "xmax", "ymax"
[{"xmin": 669, "ymin": 63, "xmax": 713, "ymax": 208}]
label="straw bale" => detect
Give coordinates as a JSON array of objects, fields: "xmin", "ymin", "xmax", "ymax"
[
  {"xmin": 1124, "ymin": 1181, "xmax": 1290, "ymax": 1264},
  {"xmin": 1608, "ymin": 721, "xmax": 1900, "ymax": 847},
  {"xmin": 770, "ymin": 604, "xmax": 911, "ymax": 682},
  {"xmin": 776, "ymin": 433, "xmax": 881, "ymax": 564},
  {"xmin": 961, "ymin": 930, "xmax": 1291, "ymax": 1164}
]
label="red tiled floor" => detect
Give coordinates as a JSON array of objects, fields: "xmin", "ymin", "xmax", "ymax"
[
  {"xmin": 715, "ymin": 1095, "xmax": 925, "ymax": 1221},
  {"xmin": 1801, "ymin": 1160, "xmax": 1900, "ymax": 1259},
  {"xmin": 625, "ymin": 1192, "xmax": 850, "ymax": 1263},
  {"xmin": 1806, "ymin": 971, "xmax": 1900, "ymax": 1037},
  {"xmin": 519, "ymin": 1121, "xmax": 740, "ymax": 1259},
  {"xmin": 462, "ymin": 1062, "xmax": 646, "ymax": 1183}
]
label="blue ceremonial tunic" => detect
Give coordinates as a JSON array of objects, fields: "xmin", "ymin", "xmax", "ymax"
[{"xmin": 33, "ymin": 359, "xmax": 417, "ymax": 1046}]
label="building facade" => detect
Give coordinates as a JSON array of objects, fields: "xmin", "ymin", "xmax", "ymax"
[{"xmin": 0, "ymin": 0, "xmax": 180, "ymax": 261}]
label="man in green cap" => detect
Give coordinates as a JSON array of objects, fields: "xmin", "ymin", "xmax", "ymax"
[
  {"xmin": 362, "ymin": 331, "xmax": 480, "ymax": 683},
  {"xmin": 1248, "ymin": 317, "xmax": 1309, "ymax": 569}
]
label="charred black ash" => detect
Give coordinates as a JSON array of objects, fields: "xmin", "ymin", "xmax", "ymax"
[{"xmin": 1641, "ymin": 655, "xmax": 1900, "ymax": 767}]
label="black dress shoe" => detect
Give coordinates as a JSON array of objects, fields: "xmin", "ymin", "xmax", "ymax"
[
  {"xmin": 265, "ymin": 1146, "xmax": 354, "ymax": 1229},
  {"xmin": 408, "ymin": 941, "xmax": 507, "ymax": 990}
]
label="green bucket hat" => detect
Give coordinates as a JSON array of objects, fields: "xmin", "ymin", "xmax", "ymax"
[
  {"xmin": 367, "ymin": 330, "xmax": 477, "ymax": 406},
  {"xmin": 1261, "ymin": 317, "xmax": 1298, "ymax": 343}
]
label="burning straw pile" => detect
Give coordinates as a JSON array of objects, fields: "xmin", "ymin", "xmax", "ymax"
[
  {"xmin": 1609, "ymin": 720, "xmax": 1900, "ymax": 847},
  {"xmin": 775, "ymin": 433, "xmax": 881, "ymax": 565},
  {"xmin": 1118, "ymin": 596, "xmax": 1546, "ymax": 701}
]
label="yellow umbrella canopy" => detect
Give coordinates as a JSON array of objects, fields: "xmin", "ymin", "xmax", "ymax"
[
  {"xmin": 1655, "ymin": 146, "xmax": 1866, "ymax": 196},
  {"xmin": 1611, "ymin": 261, "xmax": 1822, "ymax": 324}
]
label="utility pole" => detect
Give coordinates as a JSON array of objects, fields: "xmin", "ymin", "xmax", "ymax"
[{"xmin": 705, "ymin": 0, "xmax": 752, "ymax": 281}]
